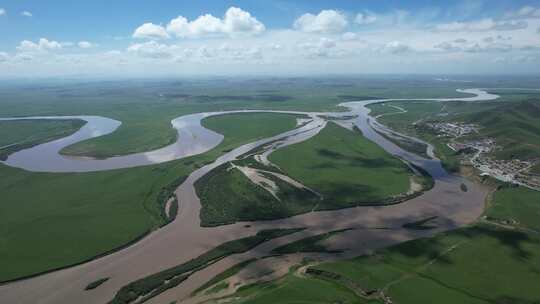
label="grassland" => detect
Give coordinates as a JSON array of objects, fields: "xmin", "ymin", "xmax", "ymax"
[
  {"xmin": 486, "ymin": 186, "xmax": 540, "ymax": 231},
  {"xmin": 368, "ymin": 97, "xmax": 540, "ymax": 165},
  {"xmin": 221, "ymin": 186, "xmax": 540, "ymax": 304},
  {"xmin": 269, "ymin": 123, "xmax": 413, "ymax": 205},
  {"xmin": 196, "ymin": 122, "xmax": 418, "ymax": 226},
  {"xmin": 202, "ymin": 113, "xmax": 301, "ymax": 153},
  {"xmin": 0, "ymin": 119, "xmax": 85, "ymax": 160},
  {"xmin": 0, "ymin": 113, "xmax": 298, "ymax": 282},
  {"xmin": 196, "ymin": 162, "xmax": 321, "ymax": 226},
  {"xmin": 217, "ymin": 269, "xmax": 375, "ymax": 304},
  {"xmin": 0, "ymin": 79, "xmax": 469, "ymax": 158},
  {"xmin": 531, "ymin": 164, "xmax": 540, "ymax": 175},
  {"xmin": 462, "ymin": 101, "xmax": 540, "ymax": 160},
  {"xmin": 194, "ymin": 258, "xmax": 257, "ymax": 295}
]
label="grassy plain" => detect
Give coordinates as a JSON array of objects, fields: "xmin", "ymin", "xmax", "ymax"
[
  {"xmin": 486, "ymin": 186, "xmax": 540, "ymax": 231},
  {"xmin": 222, "ymin": 186, "xmax": 540, "ymax": 304},
  {"xmin": 0, "ymin": 78, "xmax": 469, "ymax": 158},
  {"xmin": 196, "ymin": 122, "xmax": 416, "ymax": 226},
  {"xmin": 0, "ymin": 113, "xmax": 298, "ymax": 282},
  {"xmin": 219, "ymin": 271, "xmax": 374, "ymax": 304},
  {"xmin": 196, "ymin": 162, "xmax": 320, "ymax": 226},
  {"xmin": 270, "ymin": 123, "xmax": 412, "ymax": 205},
  {"xmin": 0, "ymin": 119, "xmax": 85, "ymax": 160}
]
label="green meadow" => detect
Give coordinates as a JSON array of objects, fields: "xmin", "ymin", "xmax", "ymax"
[
  {"xmin": 270, "ymin": 123, "xmax": 413, "ymax": 205},
  {"xmin": 0, "ymin": 119, "xmax": 85, "ymax": 160},
  {"xmin": 196, "ymin": 122, "xmax": 417, "ymax": 227},
  {"xmin": 0, "ymin": 112, "xmax": 298, "ymax": 282},
  {"xmin": 220, "ymin": 186, "xmax": 540, "ymax": 304}
]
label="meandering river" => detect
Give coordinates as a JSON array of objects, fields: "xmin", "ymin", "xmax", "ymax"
[{"xmin": 0, "ymin": 88, "xmax": 498, "ymax": 304}]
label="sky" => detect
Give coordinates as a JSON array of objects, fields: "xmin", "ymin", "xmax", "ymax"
[{"xmin": 1, "ymin": 0, "xmax": 540, "ymax": 78}]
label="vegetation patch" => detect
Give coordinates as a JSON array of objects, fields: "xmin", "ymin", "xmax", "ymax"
[
  {"xmin": 0, "ymin": 119, "xmax": 85, "ymax": 160},
  {"xmin": 0, "ymin": 112, "xmax": 298, "ymax": 282},
  {"xmin": 194, "ymin": 258, "xmax": 257, "ymax": 295},
  {"xmin": 109, "ymin": 228, "xmax": 303, "ymax": 304},
  {"xmin": 270, "ymin": 123, "xmax": 415, "ymax": 207},
  {"xmin": 196, "ymin": 163, "xmax": 320, "ymax": 226},
  {"xmin": 156, "ymin": 175, "xmax": 187, "ymax": 224},
  {"xmin": 402, "ymin": 216, "xmax": 438, "ymax": 230},
  {"xmin": 463, "ymin": 101, "xmax": 540, "ymax": 160},
  {"xmin": 222, "ymin": 186, "xmax": 540, "ymax": 304},
  {"xmin": 196, "ymin": 123, "xmax": 431, "ymax": 227},
  {"xmin": 85, "ymin": 277, "xmax": 109, "ymax": 290},
  {"xmin": 486, "ymin": 186, "xmax": 540, "ymax": 231},
  {"xmin": 213, "ymin": 268, "xmax": 372, "ymax": 304},
  {"xmin": 272, "ymin": 229, "xmax": 353, "ymax": 254}
]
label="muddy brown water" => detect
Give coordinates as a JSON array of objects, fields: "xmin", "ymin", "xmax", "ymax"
[{"xmin": 0, "ymin": 89, "xmax": 496, "ymax": 304}]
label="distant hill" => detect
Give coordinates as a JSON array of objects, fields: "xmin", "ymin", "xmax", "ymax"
[{"xmin": 465, "ymin": 101, "xmax": 540, "ymax": 160}]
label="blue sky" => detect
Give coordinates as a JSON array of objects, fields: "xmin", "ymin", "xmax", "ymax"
[{"xmin": 1, "ymin": 0, "xmax": 540, "ymax": 77}]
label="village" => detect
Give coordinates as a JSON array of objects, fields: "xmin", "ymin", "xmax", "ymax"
[{"xmin": 425, "ymin": 121, "xmax": 540, "ymax": 191}]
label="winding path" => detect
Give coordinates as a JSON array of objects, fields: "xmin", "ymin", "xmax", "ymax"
[{"xmin": 0, "ymin": 88, "xmax": 498, "ymax": 304}]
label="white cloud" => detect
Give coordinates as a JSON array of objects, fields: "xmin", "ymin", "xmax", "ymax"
[
  {"xmin": 16, "ymin": 38, "xmax": 62, "ymax": 52},
  {"xmin": 127, "ymin": 41, "xmax": 174, "ymax": 59},
  {"xmin": 15, "ymin": 53, "xmax": 33, "ymax": 61},
  {"xmin": 504, "ymin": 6, "xmax": 540, "ymax": 19},
  {"xmin": 434, "ymin": 40, "xmax": 513, "ymax": 53},
  {"xmin": 435, "ymin": 18, "xmax": 528, "ymax": 32},
  {"xmin": 298, "ymin": 37, "xmax": 347, "ymax": 58},
  {"xmin": 132, "ymin": 23, "xmax": 170, "ymax": 39},
  {"xmin": 355, "ymin": 12, "xmax": 377, "ymax": 25},
  {"xmin": 342, "ymin": 32, "xmax": 358, "ymax": 40},
  {"xmin": 382, "ymin": 41, "xmax": 410, "ymax": 54},
  {"xmin": 78, "ymin": 41, "xmax": 94, "ymax": 48},
  {"xmin": 434, "ymin": 42, "xmax": 460, "ymax": 52},
  {"xmin": 512, "ymin": 55, "xmax": 537, "ymax": 63},
  {"xmin": 21, "ymin": 11, "xmax": 32, "ymax": 17},
  {"xmin": 166, "ymin": 7, "xmax": 265, "ymax": 38},
  {"xmin": 0, "ymin": 52, "xmax": 9, "ymax": 62},
  {"xmin": 0, "ymin": 8, "xmax": 6, "ymax": 16},
  {"xmin": 293, "ymin": 10, "xmax": 348, "ymax": 33}
]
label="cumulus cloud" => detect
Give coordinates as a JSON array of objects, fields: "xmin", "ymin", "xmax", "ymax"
[
  {"xmin": 133, "ymin": 23, "xmax": 170, "ymax": 39},
  {"xmin": 17, "ymin": 38, "xmax": 62, "ymax": 52},
  {"xmin": 166, "ymin": 7, "xmax": 264, "ymax": 38},
  {"xmin": 342, "ymin": 32, "xmax": 358, "ymax": 40},
  {"xmin": 0, "ymin": 8, "xmax": 5, "ymax": 16},
  {"xmin": 434, "ymin": 40, "xmax": 512, "ymax": 53},
  {"xmin": 355, "ymin": 12, "xmax": 377, "ymax": 25},
  {"xmin": 21, "ymin": 11, "xmax": 32, "ymax": 17},
  {"xmin": 78, "ymin": 41, "xmax": 95, "ymax": 48},
  {"xmin": 15, "ymin": 53, "xmax": 33, "ymax": 61},
  {"xmin": 434, "ymin": 42, "xmax": 461, "ymax": 52},
  {"xmin": 504, "ymin": 6, "xmax": 540, "ymax": 19},
  {"xmin": 435, "ymin": 18, "xmax": 528, "ymax": 32},
  {"xmin": 0, "ymin": 52, "xmax": 9, "ymax": 62},
  {"xmin": 382, "ymin": 41, "xmax": 410, "ymax": 54},
  {"xmin": 127, "ymin": 41, "xmax": 173, "ymax": 58},
  {"xmin": 298, "ymin": 37, "xmax": 349, "ymax": 58},
  {"xmin": 294, "ymin": 10, "xmax": 348, "ymax": 33}
]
